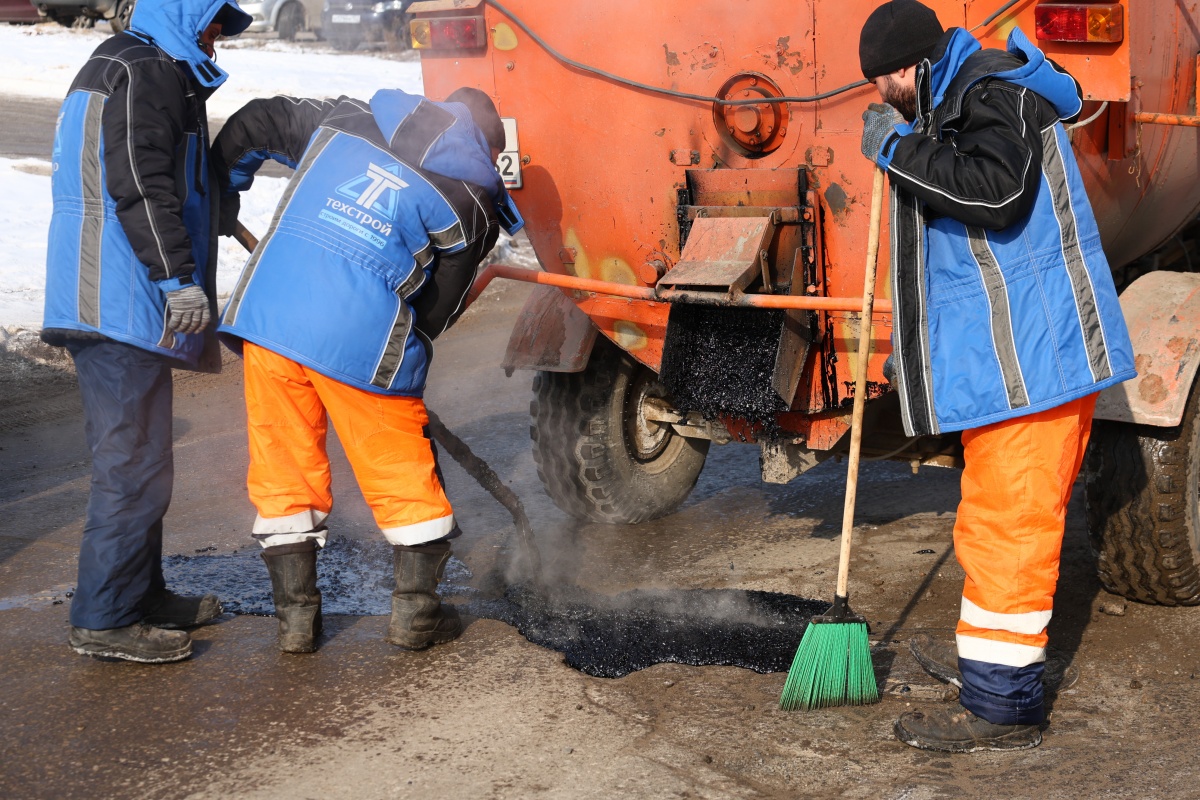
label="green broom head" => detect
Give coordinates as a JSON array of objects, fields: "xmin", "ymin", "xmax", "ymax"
[{"xmin": 778, "ymin": 594, "xmax": 879, "ymax": 711}]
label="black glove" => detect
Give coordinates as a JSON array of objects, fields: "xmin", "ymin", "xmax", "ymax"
[
  {"xmin": 860, "ymin": 102, "xmax": 906, "ymax": 165},
  {"xmin": 165, "ymin": 285, "xmax": 211, "ymax": 334},
  {"xmin": 218, "ymin": 192, "xmax": 241, "ymax": 238}
]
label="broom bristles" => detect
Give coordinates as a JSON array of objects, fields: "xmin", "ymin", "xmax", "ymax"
[{"xmin": 779, "ymin": 619, "xmax": 879, "ymax": 711}]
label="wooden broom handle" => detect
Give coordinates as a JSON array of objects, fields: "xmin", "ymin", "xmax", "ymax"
[{"xmin": 835, "ymin": 166, "xmax": 886, "ymax": 599}]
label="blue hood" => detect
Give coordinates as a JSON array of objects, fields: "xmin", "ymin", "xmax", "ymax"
[
  {"xmin": 128, "ymin": 0, "xmax": 251, "ymax": 90},
  {"xmin": 370, "ymin": 89, "xmax": 505, "ymax": 198},
  {"xmin": 990, "ymin": 27, "xmax": 1083, "ymax": 120},
  {"xmin": 927, "ymin": 26, "xmax": 1082, "ymax": 121},
  {"xmin": 370, "ymin": 88, "xmax": 523, "ymax": 234}
]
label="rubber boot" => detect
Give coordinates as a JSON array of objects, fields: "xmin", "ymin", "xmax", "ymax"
[
  {"xmin": 386, "ymin": 541, "xmax": 462, "ymax": 650},
  {"xmin": 261, "ymin": 540, "xmax": 322, "ymax": 654}
]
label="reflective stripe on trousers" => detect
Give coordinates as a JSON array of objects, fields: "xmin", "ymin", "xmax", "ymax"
[
  {"xmin": 242, "ymin": 342, "xmax": 454, "ymax": 547},
  {"xmin": 954, "ymin": 393, "xmax": 1097, "ymax": 725}
]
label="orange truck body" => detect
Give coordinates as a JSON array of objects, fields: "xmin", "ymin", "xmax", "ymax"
[{"xmin": 414, "ymin": 0, "xmax": 1200, "ymax": 440}]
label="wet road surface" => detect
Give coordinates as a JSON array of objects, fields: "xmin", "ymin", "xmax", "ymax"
[
  {"xmin": 2, "ymin": 273, "xmax": 1200, "ymax": 796},
  {"xmin": 3, "ymin": 243, "xmax": 1200, "ymax": 796}
]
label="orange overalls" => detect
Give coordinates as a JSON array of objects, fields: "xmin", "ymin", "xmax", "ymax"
[
  {"xmin": 242, "ymin": 342, "xmax": 455, "ymax": 547},
  {"xmin": 953, "ymin": 393, "xmax": 1097, "ymax": 724}
]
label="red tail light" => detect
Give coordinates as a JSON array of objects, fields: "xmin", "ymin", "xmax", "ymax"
[
  {"xmin": 1034, "ymin": 3, "xmax": 1124, "ymax": 43},
  {"xmin": 410, "ymin": 15, "xmax": 487, "ymax": 50}
]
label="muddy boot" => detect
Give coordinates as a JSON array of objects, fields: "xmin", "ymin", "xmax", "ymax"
[
  {"xmin": 140, "ymin": 589, "xmax": 223, "ymax": 629},
  {"xmin": 894, "ymin": 703, "xmax": 1042, "ymax": 753},
  {"xmin": 386, "ymin": 541, "xmax": 462, "ymax": 650},
  {"xmin": 909, "ymin": 634, "xmax": 1080, "ymax": 692},
  {"xmin": 69, "ymin": 621, "xmax": 192, "ymax": 663},
  {"xmin": 261, "ymin": 540, "xmax": 323, "ymax": 654}
]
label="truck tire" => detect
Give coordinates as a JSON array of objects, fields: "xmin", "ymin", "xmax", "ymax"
[
  {"xmin": 1084, "ymin": 384, "xmax": 1200, "ymax": 605},
  {"xmin": 530, "ymin": 336, "xmax": 710, "ymax": 524}
]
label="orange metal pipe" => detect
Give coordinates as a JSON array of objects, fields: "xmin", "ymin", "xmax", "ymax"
[
  {"xmin": 1133, "ymin": 112, "xmax": 1200, "ymax": 127},
  {"xmin": 468, "ymin": 264, "xmax": 894, "ymax": 313}
]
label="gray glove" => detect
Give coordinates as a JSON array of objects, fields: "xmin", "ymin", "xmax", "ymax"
[
  {"xmin": 165, "ymin": 284, "xmax": 210, "ymax": 335},
  {"xmin": 860, "ymin": 102, "xmax": 906, "ymax": 164}
]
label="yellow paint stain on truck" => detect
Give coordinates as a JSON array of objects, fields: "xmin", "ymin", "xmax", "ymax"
[
  {"xmin": 492, "ymin": 22, "xmax": 518, "ymax": 51},
  {"xmin": 614, "ymin": 320, "xmax": 649, "ymax": 351}
]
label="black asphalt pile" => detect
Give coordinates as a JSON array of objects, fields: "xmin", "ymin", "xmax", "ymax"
[
  {"xmin": 464, "ymin": 584, "xmax": 828, "ymax": 678},
  {"xmin": 659, "ymin": 304, "xmax": 787, "ymax": 434}
]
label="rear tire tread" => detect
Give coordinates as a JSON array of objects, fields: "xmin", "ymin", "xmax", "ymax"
[{"xmin": 1085, "ymin": 387, "xmax": 1200, "ymax": 605}]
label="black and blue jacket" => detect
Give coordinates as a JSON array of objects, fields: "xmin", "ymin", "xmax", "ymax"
[
  {"xmin": 870, "ymin": 27, "xmax": 1135, "ymax": 436},
  {"xmin": 41, "ymin": 0, "xmax": 250, "ymax": 368}
]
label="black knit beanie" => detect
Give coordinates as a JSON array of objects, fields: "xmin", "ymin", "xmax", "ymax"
[{"xmin": 858, "ymin": 0, "xmax": 945, "ymax": 80}]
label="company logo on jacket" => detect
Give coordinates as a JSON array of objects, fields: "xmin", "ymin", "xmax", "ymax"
[
  {"xmin": 321, "ymin": 162, "xmax": 408, "ymax": 247},
  {"xmin": 337, "ymin": 163, "xmax": 409, "ymax": 215}
]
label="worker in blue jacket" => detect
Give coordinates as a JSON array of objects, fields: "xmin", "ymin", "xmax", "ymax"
[
  {"xmin": 41, "ymin": 0, "xmax": 252, "ymax": 663},
  {"xmin": 212, "ymin": 87, "xmax": 521, "ymax": 653},
  {"xmin": 858, "ymin": 0, "xmax": 1135, "ymax": 752}
]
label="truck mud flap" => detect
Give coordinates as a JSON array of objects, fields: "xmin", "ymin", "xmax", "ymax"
[
  {"xmin": 1095, "ymin": 270, "xmax": 1200, "ymax": 427},
  {"xmin": 502, "ymin": 284, "xmax": 598, "ymax": 374}
]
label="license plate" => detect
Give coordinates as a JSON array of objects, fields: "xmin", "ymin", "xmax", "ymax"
[
  {"xmin": 331, "ymin": 14, "xmax": 360, "ymax": 22},
  {"xmin": 496, "ymin": 118, "xmax": 521, "ymax": 189}
]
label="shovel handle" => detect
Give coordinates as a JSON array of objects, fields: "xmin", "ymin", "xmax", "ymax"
[
  {"xmin": 233, "ymin": 221, "xmax": 259, "ymax": 254},
  {"xmin": 835, "ymin": 166, "xmax": 886, "ymax": 599}
]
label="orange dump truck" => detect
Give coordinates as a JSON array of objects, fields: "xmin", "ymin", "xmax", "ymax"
[{"xmin": 410, "ymin": 0, "xmax": 1200, "ymax": 606}]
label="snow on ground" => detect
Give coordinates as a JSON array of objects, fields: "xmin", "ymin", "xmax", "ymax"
[
  {"xmin": 0, "ymin": 22, "xmax": 424, "ymax": 333},
  {"xmin": 0, "ymin": 23, "xmax": 423, "ymax": 120}
]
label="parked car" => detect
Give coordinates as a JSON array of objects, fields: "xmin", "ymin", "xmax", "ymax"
[
  {"xmin": 36, "ymin": 0, "xmax": 132, "ymax": 32},
  {"xmin": 241, "ymin": 0, "xmax": 323, "ymax": 40},
  {"xmin": 0, "ymin": 0, "xmax": 43, "ymax": 23},
  {"xmin": 321, "ymin": 0, "xmax": 409, "ymax": 51}
]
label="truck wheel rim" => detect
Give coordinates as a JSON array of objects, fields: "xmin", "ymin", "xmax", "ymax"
[{"xmin": 625, "ymin": 371, "xmax": 673, "ymax": 462}]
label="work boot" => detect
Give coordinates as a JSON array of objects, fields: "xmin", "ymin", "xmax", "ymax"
[
  {"xmin": 909, "ymin": 634, "xmax": 1079, "ymax": 692},
  {"xmin": 140, "ymin": 588, "xmax": 223, "ymax": 629},
  {"xmin": 894, "ymin": 703, "xmax": 1042, "ymax": 753},
  {"xmin": 261, "ymin": 540, "xmax": 323, "ymax": 654},
  {"xmin": 386, "ymin": 541, "xmax": 462, "ymax": 650},
  {"xmin": 69, "ymin": 621, "xmax": 192, "ymax": 664}
]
